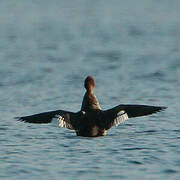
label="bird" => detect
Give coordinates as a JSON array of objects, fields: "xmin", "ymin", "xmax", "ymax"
[{"xmin": 17, "ymin": 76, "xmax": 167, "ymax": 137}]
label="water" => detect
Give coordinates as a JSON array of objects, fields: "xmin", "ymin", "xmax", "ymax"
[{"xmin": 0, "ymin": 0, "xmax": 180, "ymax": 179}]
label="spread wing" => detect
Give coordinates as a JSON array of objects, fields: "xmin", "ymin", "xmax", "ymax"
[
  {"xmin": 101, "ymin": 104, "xmax": 167, "ymax": 130},
  {"xmin": 16, "ymin": 110, "xmax": 84, "ymax": 130},
  {"xmin": 16, "ymin": 110, "xmax": 74, "ymax": 124}
]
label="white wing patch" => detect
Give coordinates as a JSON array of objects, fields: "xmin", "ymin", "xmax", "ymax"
[
  {"xmin": 113, "ymin": 110, "xmax": 129, "ymax": 127},
  {"xmin": 57, "ymin": 115, "xmax": 73, "ymax": 129},
  {"xmin": 58, "ymin": 116, "xmax": 66, "ymax": 128}
]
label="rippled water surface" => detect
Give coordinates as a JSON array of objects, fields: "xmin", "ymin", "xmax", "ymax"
[{"xmin": 0, "ymin": 0, "xmax": 180, "ymax": 179}]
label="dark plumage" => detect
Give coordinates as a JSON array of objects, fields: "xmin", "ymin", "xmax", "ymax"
[{"xmin": 16, "ymin": 76, "xmax": 167, "ymax": 137}]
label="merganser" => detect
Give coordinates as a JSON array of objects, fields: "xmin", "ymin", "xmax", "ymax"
[{"xmin": 17, "ymin": 76, "xmax": 167, "ymax": 137}]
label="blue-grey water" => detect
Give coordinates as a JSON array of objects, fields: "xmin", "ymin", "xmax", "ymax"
[{"xmin": 0, "ymin": 0, "xmax": 180, "ymax": 179}]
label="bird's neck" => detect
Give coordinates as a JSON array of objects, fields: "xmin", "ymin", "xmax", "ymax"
[{"xmin": 81, "ymin": 90, "xmax": 101, "ymax": 111}]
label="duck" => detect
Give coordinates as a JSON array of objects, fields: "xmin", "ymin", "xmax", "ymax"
[{"xmin": 17, "ymin": 76, "xmax": 167, "ymax": 137}]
